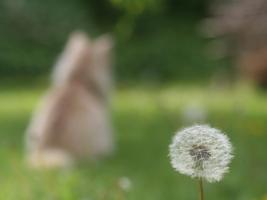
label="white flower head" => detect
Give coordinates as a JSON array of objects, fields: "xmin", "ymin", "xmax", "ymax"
[
  {"xmin": 181, "ymin": 102, "xmax": 207, "ymax": 124},
  {"xmin": 169, "ymin": 124, "xmax": 233, "ymax": 182},
  {"xmin": 118, "ymin": 177, "xmax": 132, "ymax": 192}
]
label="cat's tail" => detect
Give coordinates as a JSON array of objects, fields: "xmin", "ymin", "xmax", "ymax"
[{"xmin": 27, "ymin": 149, "xmax": 74, "ymax": 169}]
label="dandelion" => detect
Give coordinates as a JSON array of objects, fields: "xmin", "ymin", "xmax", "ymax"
[
  {"xmin": 118, "ymin": 176, "xmax": 132, "ymax": 192},
  {"xmin": 169, "ymin": 124, "xmax": 233, "ymax": 200},
  {"xmin": 181, "ymin": 102, "xmax": 207, "ymax": 124}
]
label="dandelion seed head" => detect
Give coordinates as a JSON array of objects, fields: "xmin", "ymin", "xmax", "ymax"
[
  {"xmin": 169, "ymin": 124, "xmax": 233, "ymax": 182},
  {"xmin": 181, "ymin": 102, "xmax": 207, "ymax": 124},
  {"xmin": 118, "ymin": 177, "xmax": 132, "ymax": 192}
]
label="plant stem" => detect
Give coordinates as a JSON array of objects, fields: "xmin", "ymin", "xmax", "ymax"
[{"xmin": 198, "ymin": 178, "xmax": 204, "ymax": 200}]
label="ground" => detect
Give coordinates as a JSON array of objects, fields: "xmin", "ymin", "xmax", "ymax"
[{"xmin": 0, "ymin": 82, "xmax": 267, "ymax": 200}]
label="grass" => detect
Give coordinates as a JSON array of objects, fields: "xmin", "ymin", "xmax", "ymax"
[{"xmin": 1, "ymin": 82, "xmax": 267, "ymax": 200}]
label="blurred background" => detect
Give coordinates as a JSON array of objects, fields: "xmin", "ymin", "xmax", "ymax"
[{"xmin": 1, "ymin": 0, "xmax": 267, "ymax": 199}]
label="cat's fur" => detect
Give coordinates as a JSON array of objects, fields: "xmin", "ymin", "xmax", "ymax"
[{"xmin": 25, "ymin": 31, "xmax": 114, "ymax": 168}]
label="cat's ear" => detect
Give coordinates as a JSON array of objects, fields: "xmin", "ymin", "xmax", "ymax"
[
  {"xmin": 66, "ymin": 31, "xmax": 92, "ymax": 54},
  {"xmin": 52, "ymin": 31, "xmax": 92, "ymax": 85},
  {"xmin": 94, "ymin": 34, "xmax": 114, "ymax": 55}
]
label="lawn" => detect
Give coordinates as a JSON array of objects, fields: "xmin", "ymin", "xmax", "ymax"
[{"xmin": 0, "ymin": 82, "xmax": 267, "ymax": 200}]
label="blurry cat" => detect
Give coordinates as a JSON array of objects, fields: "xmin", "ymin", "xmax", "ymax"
[{"xmin": 25, "ymin": 31, "xmax": 114, "ymax": 168}]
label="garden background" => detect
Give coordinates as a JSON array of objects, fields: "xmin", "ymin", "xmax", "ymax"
[{"xmin": 1, "ymin": 0, "xmax": 267, "ymax": 199}]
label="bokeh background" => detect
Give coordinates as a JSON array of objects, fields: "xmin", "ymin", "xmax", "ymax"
[{"xmin": 1, "ymin": 0, "xmax": 267, "ymax": 199}]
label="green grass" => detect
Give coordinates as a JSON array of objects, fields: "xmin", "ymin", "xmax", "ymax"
[{"xmin": 1, "ymin": 82, "xmax": 267, "ymax": 200}]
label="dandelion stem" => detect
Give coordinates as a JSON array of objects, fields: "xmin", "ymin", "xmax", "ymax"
[{"xmin": 198, "ymin": 178, "xmax": 204, "ymax": 200}]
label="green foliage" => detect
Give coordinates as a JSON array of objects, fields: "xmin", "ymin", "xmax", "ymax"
[
  {"xmin": 0, "ymin": 0, "xmax": 216, "ymax": 82},
  {"xmin": 110, "ymin": 0, "xmax": 162, "ymax": 14}
]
